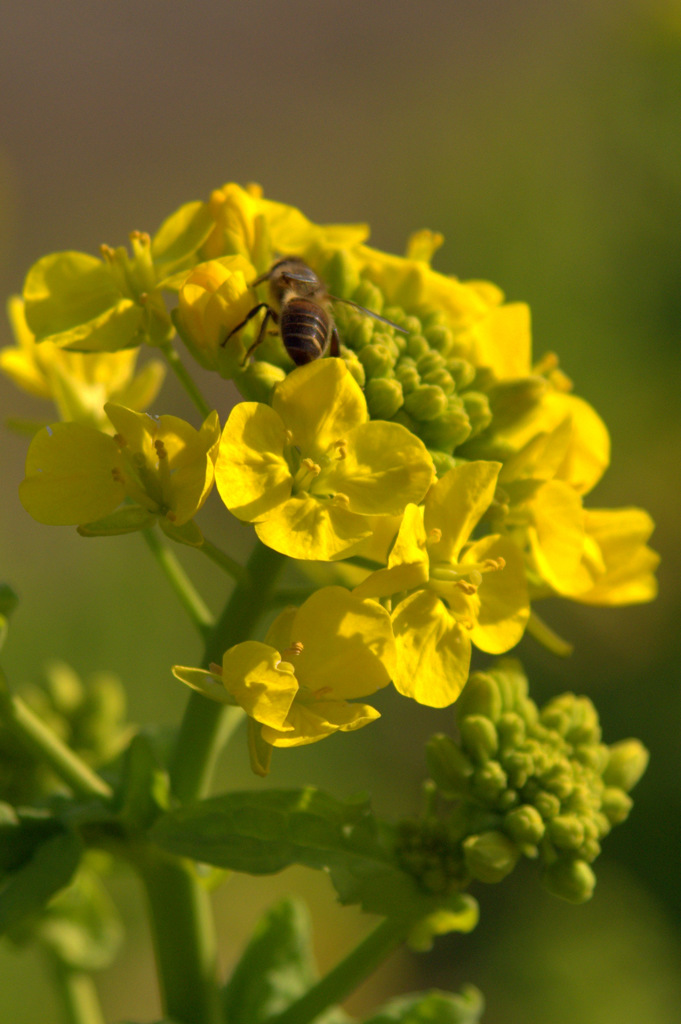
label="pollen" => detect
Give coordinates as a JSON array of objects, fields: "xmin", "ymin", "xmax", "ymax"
[{"xmin": 154, "ymin": 439, "xmax": 168, "ymax": 460}]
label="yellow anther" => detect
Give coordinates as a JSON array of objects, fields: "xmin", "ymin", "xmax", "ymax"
[
  {"xmin": 208, "ymin": 189, "xmax": 226, "ymax": 213},
  {"xmin": 428, "ymin": 528, "xmax": 442, "ymax": 545},
  {"xmin": 281, "ymin": 641, "xmax": 304, "ymax": 662},
  {"xmin": 129, "ymin": 230, "xmax": 150, "ymax": 245},
  {"xmin": 154, "ymin": 439, "xmax": 168, "ymax": 459},
  {"xmin": 533, "ymin": 351, "xmax": 559, "ymax": 375},
  {"xmin": 99, "ymin": 243, "xmax": 115, "ymax": 260},
  {"xmin": 483, "ymin": 557, "xmax": 505, "ymax": 572},
  {"xmin": 165, "ymin": 511, "xmax": 177, "ymax": 523},
  {"xmin": 456, "ymin": 580, "xmax": 478, "ymax": 595},
  {"xmin": 332, "ymin": 492, "xmax": 350, "ymax": 509},
  {"xmin": 312, "ymin": 685, "xmax": 334, "ymax": 700},
  {"xmin": 301, "ymin": 458, "xmax": 321, "ymax": 477},
  {"xmin": 332, "ymin": 439, "xmax": 347, "ymax": 459},
  {"xmin": 111, "ymin": 467, "xmax": 125, "ymax": 484},
  {"xmin": 284, "ymin": 429, "xmax": 294, "ymax": 446},
  {"xmin": 113, "ymin": 432, "xmax": 127, "ymax": 449},
  {"xmin": 208, "ymin": 662, "xmax": 222, "ymax": 676}
]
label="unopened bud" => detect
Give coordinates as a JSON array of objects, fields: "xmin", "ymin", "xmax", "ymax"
[
  {"xmin": 603, "ymin": 739, "xmax": 649, "ymax": 792},
  {"xmin": 457, "ymin": 671, "xmax": 502, "ymax": 722},
  {"xmin": 600, "ymin": 787, "xmax": 633, "ymax": 826},
  {"xmin": 505, "ymin": 804, "xmax": 545, "ymax": 846},
  {"xmin": 364, "ymin": 378, "xmax": 404, "ymax": 420},
  {"xmin": 463, "ymin": 830, "xmax": 519, "ymax": 883},
  {"xmin": 548, "ymin": 814, "xmax": 585, "ymax": 851},
  {"xmin": 543, "ymin": 857, "xmax": 596, "ymax": 904},
  {"xmin": 426, "ymin": 734, "xmax": 474, "ymax": 795},
  {"xmin": 459, "ymin": 715, "xmax": 499, "ymax": 762}
]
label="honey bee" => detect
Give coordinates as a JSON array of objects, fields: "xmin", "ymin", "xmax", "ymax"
[{"xmin": 222, "ymin": 256, "xmax": 404, "ymax": 365}]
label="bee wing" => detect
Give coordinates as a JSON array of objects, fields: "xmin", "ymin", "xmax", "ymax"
[{"xmin": 329, "ymin": 295, "xmax": 408, "ymax": 333}]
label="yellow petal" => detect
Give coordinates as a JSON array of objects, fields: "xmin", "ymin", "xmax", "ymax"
[
  {"xmin": 470, "ymin": 302, "xmax": 532, "ymax": 379},
  {"xmin": 526, "ymin": 480, "xmax": 586, "ymax": 592},
  {"xmin": 292, "ymin": 586, "xmax": 395, "ymax": 698},
  {"xmin": 464, "ymin": 535, "xmax": 530, "ymax": 653},
  {"xmin": 322, "ymin": 421, "xmax": 434, "ymax": 515},
  {"xmin": 354, "ymin": 504, "xmax": 429, "ymax": 600},
  {"xmin": 271, "ymin": 359, "xmax": 367, "ymax": 461},
  {"xmin": 425, "ymin": 461, "xmax": 501, "ymax": 563},
  {"xmin": 221, "ymin": 641, "xmax": 298, "ymax": 731},
  {"xmin": 255, "ymin": 495, "xmax": 371, "ymax": 560},
  {"xmin": 262, "ymin": 697, "xmax": 380, "ymax": 747},
  {"xmin": 570, "ymin": 508, "xmax": 659, "ymax": 605},
  {"xmin": 20, "ymin": 422, "xmax": 125, "ymax": 525},
  {"xmin": 391, "ymin": 590, "xmax": 471, "ymax": 708},
  {"xmin": 215, "ymin": 402, "xmax": 291, "ymax": 520}
]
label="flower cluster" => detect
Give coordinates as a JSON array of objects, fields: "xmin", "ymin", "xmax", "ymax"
[
  {"xmin": 397, "ymin": 660, "xmax": 649, "ymax": 903},
  {"xmin": 2, "ymin": 181, "xmax": 659, "ymax": 769}
]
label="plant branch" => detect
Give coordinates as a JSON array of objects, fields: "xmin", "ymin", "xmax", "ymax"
[
  {"xmin": 159, "ymin": 339, "xmax": 212, "ymax": 419},
  {"xmin": 142, "ymin": 529, "xmax": 215, "ymax": 638}
]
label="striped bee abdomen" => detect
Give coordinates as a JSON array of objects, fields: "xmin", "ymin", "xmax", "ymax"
[{"xmin": 280, "ymin": 298, "xmax": 331, "ymax": 365}]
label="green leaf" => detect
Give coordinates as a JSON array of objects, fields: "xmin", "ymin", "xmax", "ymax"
[
  {"xmin": 149, "ymin": 788, "xmax": 370, "ymax": 875},
  {"xmin": 222, "ymin": 896, "xmax": 350, "ymax": 1024},
  {"xmin": 362, "ymin": 986, "xmax": 484, "ymax": 1024},
  {"xmin": 118, "ymin": 732, "xmax": 171, "ymax": 831},
  {"xmin": 33, "ymin": 860, "xmax": 124, "ymax": 970},
  {"xmin": 149, "ymin": 789, "xmax": 470, "ymax": 922},
  {"xmin": 0, "ymin": 806, "xmax": 63, "ymax": 875},
  {"xmin": 0, "ymin": 829, "xmax": 82, "ymax": 934}
]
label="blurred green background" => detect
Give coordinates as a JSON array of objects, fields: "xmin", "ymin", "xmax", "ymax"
[{"xmin": 1, "ymin": 1, "xmax": 680, "ymax": 1021}]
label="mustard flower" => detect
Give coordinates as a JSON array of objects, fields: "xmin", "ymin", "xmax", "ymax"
[
  {"xmin": 173, "ymin": 586, "xmax": 396, "ymax": 774},
  {"xmin": 1, "ymin": 296, "xmax": 166, "ymax": 430},
  {"xmin": 19, "ymin": 404, "xmax": 220, "ymax": 535},
  {"xmin": 215, "ymin": 359, "xmax": 435, "ymax": 560},
  {"xmin": 354, "ymin": 461, "xmax": 529, "ymax": 708}
]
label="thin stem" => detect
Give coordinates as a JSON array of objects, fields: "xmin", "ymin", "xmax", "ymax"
[
  {"xmin": 267, "ymin": 916, "xmax": 412, "ymax": 1024},
  {"xmin": 169, "ymin": 540, "xmax": 285, "ymax": 803},
  {"xmin": 0, "ymin": 668, "xmax": 113, "ymax": 803},
  {"xmin": 527, "ymin": 610, "xmax": 574, "ymax": 657},
  {"xmin": 159, "ymin": 339, "xmax": 212, "ymax": 419},
  {"xmin": 142, "ymin": 529, "xmax": 215, "ymax": 637},
  {"xmin": 52, "ymin": 959, "xmax": 106, "ymax": 1024},
  {"xmin": 135, "ymin": 848, "xmax": 222, "ymax": 1024},
  {"xmin": 199, "ymin": 535, "xmax": 249, "ymax": 583}
]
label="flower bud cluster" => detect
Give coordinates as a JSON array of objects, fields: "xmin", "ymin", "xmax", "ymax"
[
  {"xmin": 397, "ymin": 659, "xmax": 648, "ymax": 904},
  {"xmin": 0, "ymin": 661, "xmax": 134, "ymax": 805}
]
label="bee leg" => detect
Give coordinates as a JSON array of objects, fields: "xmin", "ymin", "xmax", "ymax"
[
  {"xmin": 221, "ymin": 303, "xmax": 270, "ymax": 347},
  {"xmin": 329, "ymin": 325, "xmax": 341, "ymax": 357},
  {"xmin": 241, "ymin": 308, "xmax": 277, "ymax": 365}
]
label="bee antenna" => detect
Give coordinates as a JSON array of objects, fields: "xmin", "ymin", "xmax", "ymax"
[{"xmin": 328, "ymin": 295, "xmax": 408, "ymax": 334}]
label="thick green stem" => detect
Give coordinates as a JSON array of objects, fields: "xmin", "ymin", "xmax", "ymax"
[
  {"xmin": 267, "ymin": 916, "xmax": 413, "ymax": 1024},
  {"xmin": 0, "ymin": 669, "xmax": 113, "ymax": 803},
  {"xmin": 159, "ymin": 340, "xmax": 212, "ymax": 419},
  {"xmin": 142, "ymin": 529, "xmax": 215, "ymax": 637},
  {"xmin": 52, "ymin": 959, "xmax": 106, "ymax": 1024},
  {"xmin": 169, "ymin": 540, "xmax": 285, "ymax": 803},
  {"xmin": 199, "ymin": 536, "xmax": 249, "ymax": 583},
  {"xmin": 136, "ymin": 849, "xmax": 222, "ymax": 1024}
]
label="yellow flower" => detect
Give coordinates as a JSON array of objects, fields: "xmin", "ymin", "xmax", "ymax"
[
  {"xmin": 173, "ymin": 586, "xmax": 396, "ymax": 774},
  {"xmin": 19, "ymin": 404, "xmax": 220, "ymax": 533},
  {"xmin": 1, "ymin": 296, "xmax": 165, "ymax": 430},
  {"xmin": 175, "ymin": 255, "xmax": 256, "ymax": 374},
  {"xmin": 215, "ymin": 359, "xmax": 435, "ymax": 560},
  {"xmin": 355, "ymin": 461, "xmax": 529, "ymax": 708}
]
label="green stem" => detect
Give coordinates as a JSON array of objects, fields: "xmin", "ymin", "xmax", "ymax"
[
  {"xmin": 527, "ymin": 610, "xmax": 574, "ymax": 657},
  {"xmin": 142, "ymin": 529, "xmax": 215, "ymax": 637},
  {"xmin": 52, "ymin": 959, "xmax": 106, "ymax": 1024},
  {"xmin": 199, "ymin": 535, "xmax": 249, "ymax": 583},
  {"xmin": 169, "ymin": 540, "xmax": 285, "ymax": 803},
  {"xmin": 267, "ymin": 916, "xmax": 412, "ymax": 1024},
  {"xmin": 0, "ymin": 669, "xmax": 113, "ymax": 803},
  {"xmin": 159, "ymin": 339, "xmax": 212, "ymax": 419},
  {"xmin": 136, "ymin": 849, "xmax": 222, "ymax": 1024}
]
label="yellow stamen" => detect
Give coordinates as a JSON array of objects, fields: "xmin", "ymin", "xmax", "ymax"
[{"xmin": 281, "ymin": 641, "xmax": 304, "ymax": 662}]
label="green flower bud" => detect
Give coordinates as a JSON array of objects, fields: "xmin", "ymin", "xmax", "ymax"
[
  {"xmin": 460, "ymin": 715, "xmax": 499, "ymax": 762},
  {"xmin": 497, "ymin": 711, "xmax": 526, "ymax": 750},
  {"xmin": 407, "ymin": 334, "xmax": 431, "ymax": 360},
  {"xmin": 424, "ymin": 323, "xmax": 456, "ymax": 356},
  {"xmin": 471, "ymin": 760, "xmax": 508, "ymax": 803},
  {"xmin": 457, "ymin": 671, "xmax": 503, "ymax": 722},
  {"xmin": 600, "ymin": 786, "xmax": 633, "ymax": 825},
  {"xmin": 364, "ymin": 377, "xmax": 404, "ymax": 420},
  {"xmin": 395, "ymin": 361, "xmax": 421, "ymax": 394},
  {"xmin": 461, "ymin": 391, "xmax": 493, "ymax": 437},
  {"xmin": 430, "ymin": 451, "xmax": 459, "ymax": 477},
  {"xmin": 426, "ymin": 734, "xmax": 474, "ymax": 796},
  {"xmin": 502, "ymin": 750, "xmax": 534, "ymax": 789},
  {"xmin": 352, "ymin": 279, "xmax": 384, "ymax": 315},
  {"xmin": 534, "ymin": 789, "xmax": 561, "ymax": 820},
  {"xmin": 238, "ymin": 361, "xmax": 287, "ymax": 402},
  {"xmin": 417, "ymin": 403, "xmax": 472, "ymax": 450},
  {"xmin": 340, "ymin": 348, "xmax": 366, "ymax": 388},
  {"xmin": 505, "ymin": 804, "xmax": 546, "ymax": 846},
  {"xmin": 323, "ymin": 249, "xmax": 360, "ymax": 297},
  {"xmin": 359, "ymin": 343, "xmax": 395, "ymax": 379},
  {"xmin": 417, "ymin": 350, "xmax": 446, "ymax": 377},
  {"xmin": 539, "ymin": 762, "xmax": 574, "ymax": 801},
  {"xmin": 422, "ymin": 367, "xmax": 456, "ymax": 394},
  {"xmin": 463, "ymin": 830, "xmax": 519, "ymax": 883},
  {"xmin": 603, "ymin": 739, "xmax": 650, "ymax": 792},
  {"xmin": 543, "ymin": 857, "xmax": 596, "ymax": 903},
  {"xmin": 446, "ymin": 357, "xmax": 476, "ymax": 390},
  {"xmin": 404, "ymin": 384, "xmax": 449, "ymax": 422},
  {"xmin": 345, "ymin": 315, "xmax": 375, "ymax": 350},
  {"xmin": 548, "ymin": 814, "xmax": 585, "ymax": 851}
]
